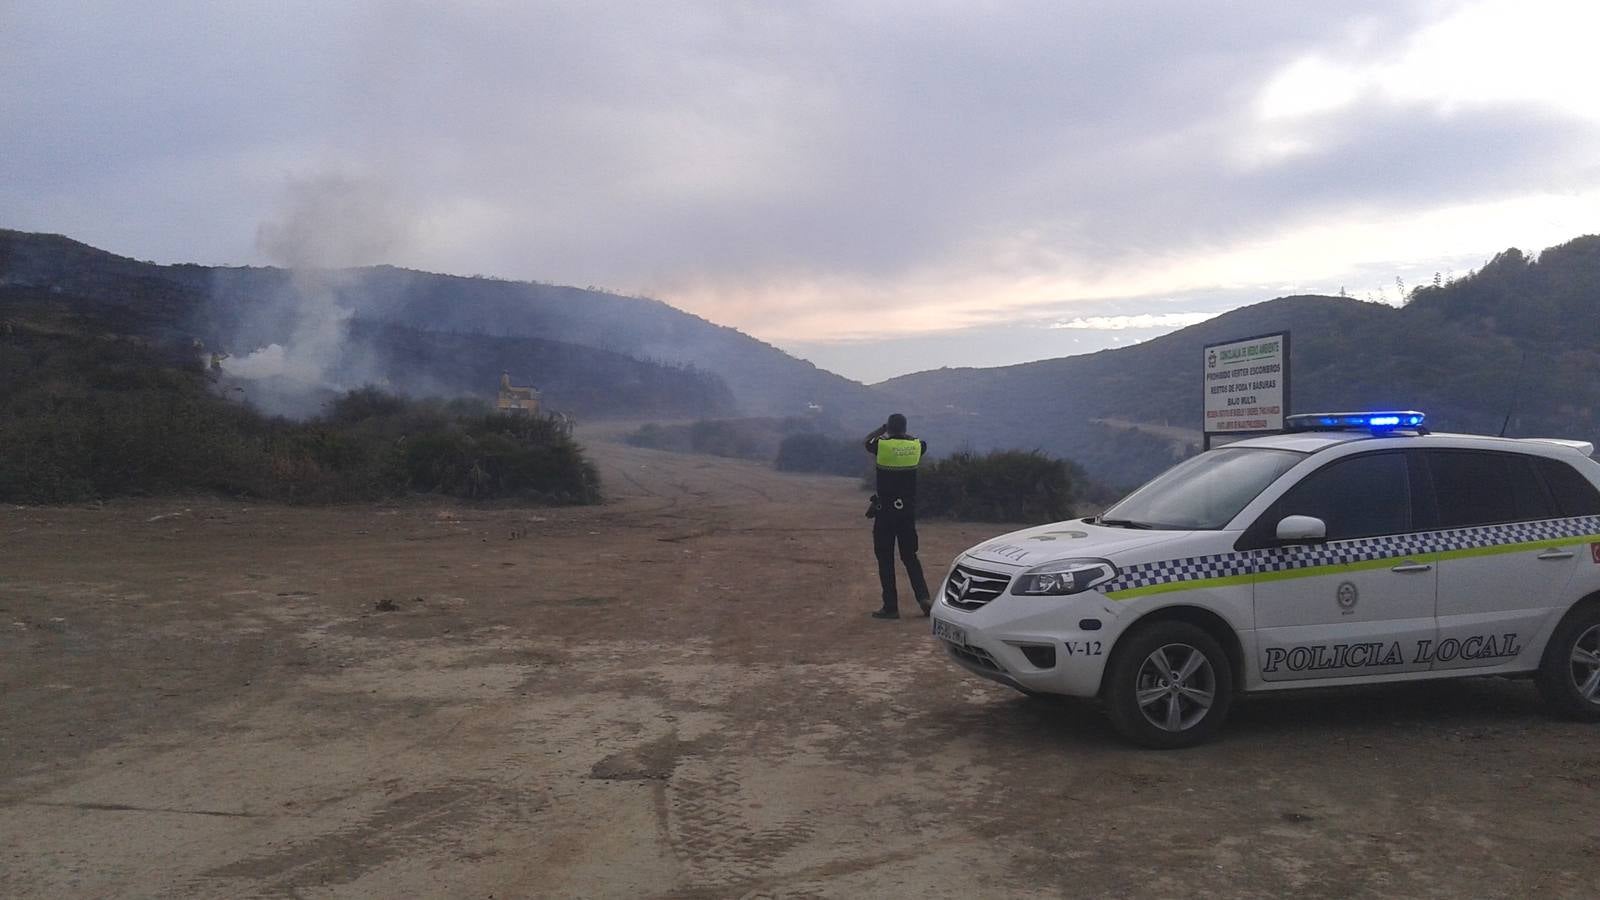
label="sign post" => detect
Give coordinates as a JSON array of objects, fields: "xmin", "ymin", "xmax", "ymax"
[{"xmin": 1202, "ymin": 331, "xmax": 1290, "ymax": 450}]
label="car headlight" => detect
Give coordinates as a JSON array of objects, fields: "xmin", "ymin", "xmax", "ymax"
[{"xmin": 1010, "ymin": 558, "xmax": 1119, "ymax": 596}]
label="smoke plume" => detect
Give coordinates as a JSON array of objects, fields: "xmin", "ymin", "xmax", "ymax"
[{"xmin": 220, "ymin": 174, "xmax": 416, "ymax": 415}]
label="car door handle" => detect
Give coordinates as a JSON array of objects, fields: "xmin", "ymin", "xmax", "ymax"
[
  {"xmin": 1390, "ymin": 562, "xmax": 1433, "ymax": 573},
  {"xmin": 1537, "ymin": 549, "xmax": 1576, "ymax": 560}
]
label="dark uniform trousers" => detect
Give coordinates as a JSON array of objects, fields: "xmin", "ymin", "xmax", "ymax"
[{"xmin": 873, "ymin": 508, "xmax": 930, "ymax": 611}]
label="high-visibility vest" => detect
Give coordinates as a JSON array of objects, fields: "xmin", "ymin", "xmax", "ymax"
[{"xmin": 875, "ymin": 438, "xmax": 922, "ymax": 470}]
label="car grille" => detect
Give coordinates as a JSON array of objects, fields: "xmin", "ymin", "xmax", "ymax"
[
  {"xmin": 948, "ymin": 643, "xmax": 1005, "ymax": 673},
  {"xmin": 943, "ymin": 564, "xmax": 1011, "ymax": 611}
]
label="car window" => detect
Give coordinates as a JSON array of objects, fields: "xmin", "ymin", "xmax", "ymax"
[
  {"xmin": 1263, "ymin": 452, "xmax": 1411, "ymax": 541},
  {"xmin": 1425, "ymin": 450, "xmax": 1556, "ymax": 528},
  {"xmin": 1535, "ymin": 457, "xmax": 1600, "ymax": 517},
  {"xmin": 1506, "ymin": 454, "xmax": 1557, "ymax": 521},
  {"xmin": 1099, "ymin": 447, "xmax": 1304, "ymax": 530}
]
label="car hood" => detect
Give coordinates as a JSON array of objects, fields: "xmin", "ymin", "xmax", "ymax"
[{"xmin": 962, "ymin": 521, "xmax": 1193, "ymax": 569}]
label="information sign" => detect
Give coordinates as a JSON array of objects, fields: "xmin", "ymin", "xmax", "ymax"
[{"xmin": 1203, "ymin": 332, "xmax": 1289, "ymax": 443}]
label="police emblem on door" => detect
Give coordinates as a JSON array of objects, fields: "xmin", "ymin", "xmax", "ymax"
[{"xmin": 1336, "ymin": 581, "xmax": 1358, "ymax": 614}]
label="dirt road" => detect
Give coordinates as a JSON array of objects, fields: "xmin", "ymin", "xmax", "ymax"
[{"xmin": 3, "ymin": 431, "xmax": 1598, "ymax": 898}]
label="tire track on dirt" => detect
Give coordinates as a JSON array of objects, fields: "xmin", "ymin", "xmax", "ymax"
[
  {"xmin": 664, "ymin": 763, "xmax": 815, "ymax": 891},
  {"xmin": 197, "ymin": 780, "xmax": 543, "ymax": 896},
  {"xmin": 607, "ymin": 462, "xmax": 666, "ymax": 499}
]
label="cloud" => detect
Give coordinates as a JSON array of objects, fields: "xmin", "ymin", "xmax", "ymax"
[
  {"xmin": 1257, "ymin": 0, "xmax": 1600, "ymax": 122},
  {"xmin": 1050, "ymin": 313, "xmax": 1220, "ymax": 331},
  {"xmin": 3, "ymin": 0, "xmax": 1599, "ymax": 365}
]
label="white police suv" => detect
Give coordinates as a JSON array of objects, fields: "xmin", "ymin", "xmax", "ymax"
[{"xmin": 931, "ymin": 412, "xmax": 1600, "ymax": 748}]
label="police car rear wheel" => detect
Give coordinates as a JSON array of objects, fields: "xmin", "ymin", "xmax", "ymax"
[
  {"xmin": 1537, "ymin": 606, "xmax": 1600, "ymax": 721},
  {"xmin": 1105, "ymin": 621, "xmax": 1234, "ymax": 749}
]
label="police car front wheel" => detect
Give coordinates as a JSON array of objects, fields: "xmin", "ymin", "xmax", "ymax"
[
  {"xmin": 1104, "ymin": 621, "xmax": 1234, "ymax": 749},
  {"xmin": 1536, "ymin": 603, "xmax": 1600, "ymax": 721}
]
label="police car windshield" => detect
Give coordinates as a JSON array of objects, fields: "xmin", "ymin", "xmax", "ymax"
[{"xmin": 1099, "ymin": 447, "xmax": 1304, "ymax": 530}]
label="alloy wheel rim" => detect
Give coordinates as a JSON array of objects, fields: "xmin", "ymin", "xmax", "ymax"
[
  {"xmin": 1134, "ymin": 642, "xmax": 1216, "ymax": 732},
  {"xmin": 1571, "ymin": 624, "xmax": 1600, "ymax": 704}
]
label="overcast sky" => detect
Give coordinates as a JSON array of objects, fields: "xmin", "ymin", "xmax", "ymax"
[{"xmin": 4, "ymin": 0, "xmax": 1598, "ymax": 382}]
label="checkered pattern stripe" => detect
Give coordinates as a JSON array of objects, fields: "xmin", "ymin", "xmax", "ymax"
[
  {"xmin": 1105, "ymin": 551, "xmax": 1254, "ymax": 593},
  {"xmin": 1098, "ymin": 515, "xmax": 1600, "ymax": 595},
  {"xmin": 1256, "ymin": 532, "xmax": 1433, "ymax": 574},
  {"xmin": 1429, "ymin": 516, "xmax": 1600, "ymax": 553}
]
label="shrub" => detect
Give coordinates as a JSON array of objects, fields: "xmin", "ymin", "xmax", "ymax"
[
  {"xmin": 688, "ymin": 419, "xmax": 765, "ymax": 459},
  {"xmin": 404, "ymin": 413, "xmax": 601, "ymax": 503},
  {"xmin": 774, "ymin": 432, "xmax": 870, "ymax": 477},
  {"xmin": 325, "ymin": 385, "xmax": 409, "ymax": 424},
  {"xmin": 0, "ymin": 325, "xmax": 601, "ymax": 505},
  {"xmin": 918, "ymin": 449, "xmax": 1075, "ymax": 523},
  {"xmin": 623, "ymin": 417, "xmax": 796, "ymax": 462},
  {"xmin": 623, "ymin": 422, "xmax": 691, "ymax": 453}
]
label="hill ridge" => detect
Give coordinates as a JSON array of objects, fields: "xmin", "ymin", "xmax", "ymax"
[
  {"xmin": 0, "ymin": 228, "xmax": 888, "ymax": 421},
  {"xmin": 885, "ymin": 236, "xmax": 1600, "ymax": 485}
]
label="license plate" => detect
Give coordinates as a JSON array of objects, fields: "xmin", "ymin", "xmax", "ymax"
[{"xmin": 932, "ymin": 618, "xmax": 968, "ymax": 647}]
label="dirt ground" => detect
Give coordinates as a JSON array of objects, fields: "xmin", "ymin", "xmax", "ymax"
[{"xmin": 3, "ymin": 428, "xmax": 1599, "ymax": 899}]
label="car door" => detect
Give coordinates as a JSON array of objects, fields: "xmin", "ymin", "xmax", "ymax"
[
  {"xmin": 1424, "ymin": 450, "xmax": 1589, "ymax": 671},
  {"xmin": 1246, "ymin": 450, "xmax": 1438, "ymax": 682}
]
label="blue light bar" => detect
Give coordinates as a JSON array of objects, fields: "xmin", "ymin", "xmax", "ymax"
[{"xmin": 1285, "ymin": 411, "xmax": 1426, "ymax": 433}]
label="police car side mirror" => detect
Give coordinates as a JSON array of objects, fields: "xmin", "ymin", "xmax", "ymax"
[{"xmin": 1275, "ymin": 515, "xmax": 1327, "ymax": 545}]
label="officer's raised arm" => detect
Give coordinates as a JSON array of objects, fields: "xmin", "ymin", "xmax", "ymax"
[{"xmin": 863, "ymin": 423, "xmax": 888, "ymax": 452}]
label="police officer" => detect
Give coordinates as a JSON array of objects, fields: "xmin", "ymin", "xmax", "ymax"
[{"xmin": 864, "ymin": 413, "xmax": 932, "ymax": 619}]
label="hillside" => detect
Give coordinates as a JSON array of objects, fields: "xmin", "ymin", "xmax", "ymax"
[
  {"xmin": 0, "ymin": 229, "xmax": 887, "ymax": 421},
  {"xmin": 0, "ymin": 303, "xmax": 731, "ymax": 426},
  {"xmin": 344, "ymin": 320, "xmax": 734, "ymax": 420},
  {"xmin": 884, "ymin": 235, "xmax": 1600, "ymax": 487},
  {"xmin": 9, "ymin": 226, "xmax": 1599, "ymax": 491},
  {"xmin": 0, "ymin": 311, "xmax": 602, "ymax": 505}
]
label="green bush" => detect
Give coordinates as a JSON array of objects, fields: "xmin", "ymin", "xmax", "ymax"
[
  {"xmin": 774, "ymin": 432, "xmax": 870, "ymax": 477},
  {"xmin": 688, "ymin": 419, "xmax": 765, "ymax": 459},
  {"xmin": 402, "ymin": 413, "xmax": 600, "ymax": 503},
  {"xmin": 623, "ymin": 416, "xmax": 818, "ymax": 462},
  {"xmin": 325, "ymin": 385, "xmax": 410, "ymax": 425},
  {"xmin": 0, "ymin": 325, "xmax": 601, "ymax": 505},
  {"xmin": 623, "ymin": 422, "xmax": 693, "ymax": 453},
  {"xmin": 918, "ymin": 449, "xmax": 1075, "ymax": 522}
]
